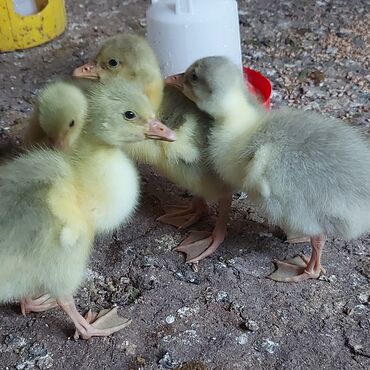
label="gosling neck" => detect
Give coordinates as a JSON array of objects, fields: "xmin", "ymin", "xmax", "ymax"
[
  {"xmin": 145, "ymin": 75, "xmax": 164, "ymax": 113},
  {"xmin": 70, "ymin": 125, "xmax": 118, "ymax": 161},
  {"xmin": 210, "ymin": 89, "xmax": 262, "ymax": 136}
]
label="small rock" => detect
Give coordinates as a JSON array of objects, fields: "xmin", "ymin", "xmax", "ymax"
[
  {"xmin": 162, "ymin": 335, "xmax": 172, "ymax": 343},
  {"xmin": 344, "ymin": 304, "xmax": 367, "ymax": 316},
  {"xmin": 352, "ymin": 304, "xmax": 367, "ymax": 314},
  {"xmin": 28, "ymin": 342, "xmax": 47, "ymax": 358},
  {"xmin": 3, "ymin": 334, "xmax": 26, "ymax": 349},
  {"xmin": 119, "ymin": 340, "xmax": 137, "ymax": 356},
  {"xmin": 155, "ymin": 234, "xmax": 180, "ymax": 251},
  {"xmin": 261, "ymin": 339, "xmax": 279, "ymax": 354},
  {"xmin": 358, "ymin": 292, "xmax": 370, "ymax": 304},
  {"xmin": 158, "ymin": 352, "xmax": 179, "ymax": 369},
  {"xmin": 14, "ymin": 52, "xmax": 24, "ymax": 59},
  {"xmin": 176, "ymin": 305, "xmax": 199, "ymax": 318},
  {"xmin": 344, "ymin": 307, "xmax": 352, "ymax": 315},
  {"xmin": 245, "ymin": 320, "xmax": 259, "ymax": 331},
  {"xmin": 328, "ymin": 275, "xmax": 337, "ymax": 283},
  {"xmin": 107, "ymin": 284, "xmax": 117, "ymax": 294},
  {"xmin": 224, "ymin": 258, "xmax": 236, "ymax": 267},
  {"xmin": 183, "ymin": 330, "xmax": 197, "ymax": 338},
  {"xmin": 15, "ymin": 363, "xmax": 29, "ymax": 370},
  {"xmin": 141, "ymin": 255, "xmax": 156, "ymax": 267},
  {"xmin": 216, "ymin": 291, "xmax": 229, "ymax": 302},
  {"xmin": 136, "ymin": 356, "xmax": 146, "ymax": 366},
  {"xmin": 120, "ymin": 276, "xmax": 131, "ymax": 285},
  {"xmin": 177, "ymin": 307, "xmax": 191, "ymax": 317},
  {"xmin": 236, "ymin": 334, "xmax": 248, "ymax": 345},
  {"xmin": 174, "ymin": 268, "xmax": 201, "ymax": 285},
  {"xmin": 36, "ymin": 355, "xmax": 53, "ymax": 369},
  {"xmin": 165, "ymin": 315, "xmax": 175, "ymax": 324},
  {"xmin": 216, "ymin": 259, "xmax": 228, "ymax": 269}
]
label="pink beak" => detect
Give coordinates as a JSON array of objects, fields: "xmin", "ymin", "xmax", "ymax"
[
  {"xmin": 73, "ymin": 62, "xmax": 100, "ymax": 79},
  {"xmin": 48, "ymin": 137, "xmax": 66, "ymax": 151},
  {"xmin": 165, "ymin": 73, "xmax": 185, "ymax": 90},
  {"xmin": 145, "ymin": 119, "xmax": 176, "ymax": 142}
]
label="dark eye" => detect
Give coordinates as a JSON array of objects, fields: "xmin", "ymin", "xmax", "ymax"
[
  {"xmin": 69, "ymin": 120, "xmax": 75, "ymax": 128},
  {"xmin": 108, "ymin": 59, "xmax": 119, "ymax": 67},
  {"xmin": 123, "ymin": 111, "xmax": 136, "ymax": 120},
  {"xmin": 191, "ymin": 73, "xmax": 198, "ymax": 82}
]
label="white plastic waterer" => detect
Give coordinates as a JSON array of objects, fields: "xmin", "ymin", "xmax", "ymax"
[
  {"xmin": 146, "ymin": 0, "xmax": 242, "ymax": 77},
  {"xmin": 13, "ymin": 0, "xmax": 38, "ymax": 16}
]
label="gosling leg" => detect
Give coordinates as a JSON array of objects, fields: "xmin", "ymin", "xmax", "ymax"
[
  {"xmin": 175, "ymin": 196, "xmax": 232, "ymax": 265},
  {"xmin": 268, "ymin": 234, "xmax": 326, "ymax": 282},
  {"xmin": 20, "ymin": 294, "xmax": 58, "ymax": 315},
  {"xmin": 57, "ymin": 297, "xmax": 131, "ymax": 340},
  {"xmin": 157, "ymin": 196, "xmax": 208, "ymax": 229}
]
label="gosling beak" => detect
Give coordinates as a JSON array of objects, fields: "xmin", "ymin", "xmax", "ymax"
[
  {"xmin": 48, "ymin": 136, "xmax": 66, "ymax": 150},
  {"xmin": 165, "ymin": 73, "xmax": 185, "ymax": 90},
  {"xmin": 145, "ymin": 119, "xmax": 176, "ymax": 142},
  {"xmin": 72, "ymin": 62, "xmax": 100, "ymax": 80}
]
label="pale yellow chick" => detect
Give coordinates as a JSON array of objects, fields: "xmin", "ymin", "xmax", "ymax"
[
  {"xmin": 0, "ymin": 79, "xmax": 175, "ymax": 339},
  {"xmin": 23, "ymin": 81, "xmax": 87, "ymax": 151},
  {"xmin": 73, "ymin": 33, "xmax": 164, "ymax": 111},
  {"xmin": 176, "ymin": 56, "xmax": 370, "ymax": 282},
  {"xmin": 73, "ymin": 34, "xmax": 234, "ymax": 266}
]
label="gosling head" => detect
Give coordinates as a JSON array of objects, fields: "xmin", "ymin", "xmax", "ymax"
[
  {"xmin": 73, "ymin": 34, "xmax": 160, "ymax": 82},
  {"xmin": 73, "ymin": 34, "xmax": 164, "ymax": 111},
  {"xmin": 37, "ymin": 81, "xmax": 87, "ymax": 150},
  {"xmin": 87, "ymin": 77, "xmax": 175, "ymax": 146},
  {"xmin": 166, "ymin": 56, "xmax": 246, "ymax": 119}
]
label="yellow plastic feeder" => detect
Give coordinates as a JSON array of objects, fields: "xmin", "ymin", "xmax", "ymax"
[{"xmin": 0, "ymin": 0, "xmax": 67, "ymax": 52}]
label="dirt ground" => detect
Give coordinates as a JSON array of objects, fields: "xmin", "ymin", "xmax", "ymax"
[{"xmin": 0, "ymin": 0, "xmax": 369, "ymax": 369}]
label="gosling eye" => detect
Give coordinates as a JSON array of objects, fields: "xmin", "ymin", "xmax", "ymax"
[
  {"xmin": 69, "ymin": 120, "xmax": 75, "ymax": 128},
  {"xmin": 108, "ymin": 59, "xmax": 119, "ymax": 68},
  {"xmin": 123, "ymin": 111, "xmax": 136, "ymax": 120},
  {"xmin": 191, "ymin": 72, "xmax": 198, "ymax": 82}
]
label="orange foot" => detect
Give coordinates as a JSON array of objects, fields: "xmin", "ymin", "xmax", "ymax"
[
  {"xmin": 157, "ymin": 197, "xmax": 208, "ymax": 229},
  {"xmin": 20, "ymin": 294, "xmax": 58, "ymax": 315},
  {"xmin": 268, "ymin": 255, "xmax": 325, "ymax": 282},
  {"xmin": 73, "ymin": 307, "xmax": 131, "ymax": 340}
]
